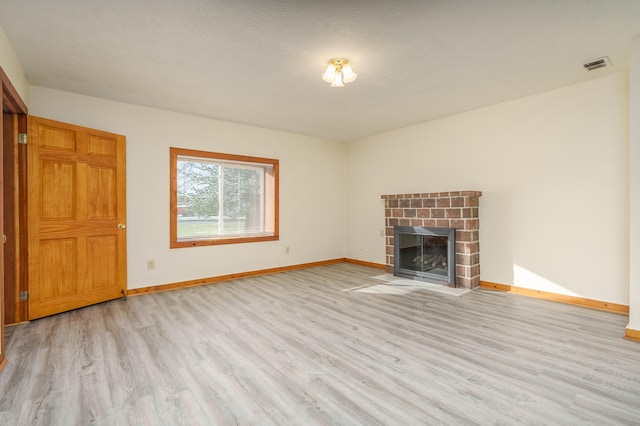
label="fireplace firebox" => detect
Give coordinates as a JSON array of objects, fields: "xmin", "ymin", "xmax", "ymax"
[{"xmin": 394, "ymin": 226, "xmax": 456, "ymax": 286}]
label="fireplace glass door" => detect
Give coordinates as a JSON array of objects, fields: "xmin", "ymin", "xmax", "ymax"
[{"xmin": 394, "ymin": 226, "xmax": 456, "ymax": 286}]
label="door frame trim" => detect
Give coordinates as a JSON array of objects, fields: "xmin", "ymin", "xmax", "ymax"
[{"xmin": 0, "ymin": 66, "xmax": 28, "ymax": 372}]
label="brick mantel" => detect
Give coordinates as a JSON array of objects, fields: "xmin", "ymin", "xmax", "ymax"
[{"xmin": 381, "ymin": 191, "xmax": 482, "ymax": 288}]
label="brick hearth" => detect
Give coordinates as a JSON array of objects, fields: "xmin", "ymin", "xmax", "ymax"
[{"xmin": 381, "ymin": 191, "xmax": 482, "ymax": 288}]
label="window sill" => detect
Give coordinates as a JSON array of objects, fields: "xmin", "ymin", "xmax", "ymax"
[{"xmin": 170, "ymin": 234, "xmax": 279, "ymax": 248}]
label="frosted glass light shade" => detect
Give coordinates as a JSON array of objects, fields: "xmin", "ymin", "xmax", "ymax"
[
  {"xmin": 330, "ymin": 72, "xmax": 344, "ymax": 87},
  {"xmin": 341, "ymin": 64, "xmax": 357, "ymax": 83},
  {"xmin": 322, "ymin": 64, "xmax": 337, "ymax": 83}
]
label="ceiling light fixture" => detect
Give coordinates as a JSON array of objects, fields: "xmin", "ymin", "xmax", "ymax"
[{"xmin": 322, "ymin": 58, "xmax": 357, "ymax": 87}]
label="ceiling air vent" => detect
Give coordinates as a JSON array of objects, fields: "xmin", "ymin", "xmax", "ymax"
[{"xmin": 583, "ymin": 56, "xmax": 611, "ymax": 71}]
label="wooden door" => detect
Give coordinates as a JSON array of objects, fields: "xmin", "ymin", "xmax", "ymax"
[
  {"xmin": 27, "ymin": 116, "xmax": 126, "ymax": 320},
  {"xmin": 3, "ymin": 112, "xmax": 28, "ymax": 325}
]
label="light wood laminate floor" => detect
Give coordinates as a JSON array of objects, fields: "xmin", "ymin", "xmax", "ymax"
[{"xmin": 1, "ymin": 263, "xmax": 639, "ymax": 425}]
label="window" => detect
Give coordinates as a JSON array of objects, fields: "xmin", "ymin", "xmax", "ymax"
[{"xmin": 170, "ymin": 147, "xmax": 279, "ymax": 248}]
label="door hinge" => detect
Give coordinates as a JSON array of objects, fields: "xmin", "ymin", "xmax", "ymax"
[
  {"xmin": 19, "ymin": 290, "xmax": 29, "ymax": 301},
  {"xmin": 18, "ymin": 133, "xmax": 27, "ymax": 145}
]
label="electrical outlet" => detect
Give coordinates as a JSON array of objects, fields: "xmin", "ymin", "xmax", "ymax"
[
  {"xmin": 147, "ymin": 259, "xmax": 155, "ymax": 270},
  {"xmin": 380, "ymin": 229, "xmax": 385, "ymax": 237},
  {"xmin": 285, "ymin": 246, "xmax": 290, "ymax": 254}
]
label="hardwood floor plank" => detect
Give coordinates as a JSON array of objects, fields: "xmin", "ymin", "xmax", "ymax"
[{"xmin": 1, "ymin": 263, "xmax": 639, "ymax": 425}]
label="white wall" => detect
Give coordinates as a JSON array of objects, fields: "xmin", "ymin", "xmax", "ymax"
[
  {"xmin": 347, "ymin": 73, "xmax": 630, "ymax": 305},
  {"xmin": 29, "ymin": 87, "xmax": 347, "ymax": 289},
  {"xmin": 629, "ymin": 37, "xmax": 640, "ymax": 330},
  {"xmin": 0, "ymin": 24, "xmax": 28, "ymax": 105}
]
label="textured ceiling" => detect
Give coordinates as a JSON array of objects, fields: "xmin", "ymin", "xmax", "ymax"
[{"xmin": 1, "ymin": 0, "xmax": 639, "ymax": 141}]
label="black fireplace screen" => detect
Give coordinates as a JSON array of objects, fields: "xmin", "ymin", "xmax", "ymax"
[{"xmin": 394, "ymin": 226, "xmax": 456, "ymax": 286}]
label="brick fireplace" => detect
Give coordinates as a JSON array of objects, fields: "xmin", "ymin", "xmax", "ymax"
[{"xmin": 381, "ymin": 191, "xmax": 482, "ymax": 288}]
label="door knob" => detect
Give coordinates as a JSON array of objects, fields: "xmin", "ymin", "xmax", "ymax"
[
  {"xmin": 2, "ymin": 234, "xmax": 6, "ymax": 244},
  {"xmin": 117, "ymin": 223, "xmax": 127, "ymax": 230}
]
